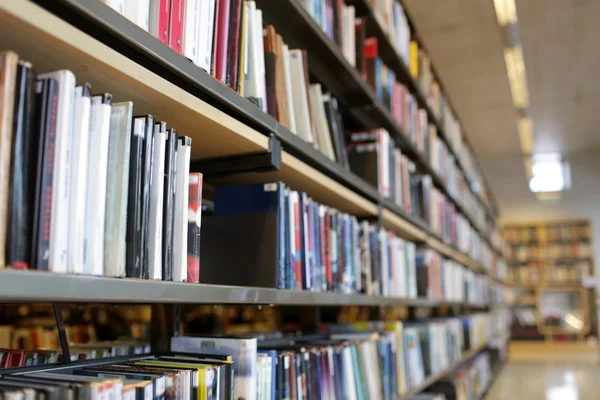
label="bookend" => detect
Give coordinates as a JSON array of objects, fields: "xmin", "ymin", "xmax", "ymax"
[{"xmin": 190, "ymin": 133, "xmax": 281, "ymax": 178}]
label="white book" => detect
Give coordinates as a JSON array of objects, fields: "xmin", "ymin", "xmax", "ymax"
[
  {"xmin": 263, "ymin": 356, "xmax": 272, "ymax": 400},
  {"xmin": 173, "ymin": 137, "xmax": 191, "ymax": 281},
  {"xmin": 254, "ymin": 9, "xmax": 267, "ymax": 113},
  {"xmin": 197, "ymin": 0, "xmax": 213, "ymax": 71},
  {"xmin": 395, "ymin": 237, "xmax": 406, "ymax": 298},
  {"xmin": 407, "ymin": 241, "xmax": 417, "ymax": 298},
  {"xmin": 308, "ymin": 83, "xmax": 336, "ymax": 161},
  {"xmin": 256, "ymin": 356, "xmax": 263, "ymax": 400},
  {"xmin": 104, "ymin": 0, "xmax": 126, "ymax": 14},
  {"xmin": 281, "ymin": 45, "xmax": 297, "ymax": 134},
  {"xmin": 84, "ymin": 94, "xmax": 112, "ymax": 276},
  {"xmin": 68, "ymin": 85, "xmax": 92, "ymax": 274},
  {"xmin": 148, "ymin": 123, "xmax": 167, "ymax": 280},
  {"xmin": 341, "ymin": 347, "xmax": 357, "ymax": 400},
  {"xmin": 183, "ymin": 0, "xmax": 201, "ymax": 65},
  {"xmin": 104, "ymin": 102, "xmax": 133, "ymax": 277},
  {"xmin": 379, "ymin": 228, "xmax": 389, "ymax": 297},
  {"xmin": 343, "ymin": 5, "xmax": 356, "ymax": 67},
  {"xmin": 288, "ymin": 50, "xmax": 315, "ymax": 144},
  {"xmin": 360, "ymin": 221, "xmax": 372, "ymax": 295},
  {"xmin": 148, "ymin": 0, "xmax": 160, "ymax": 37},
  {"xmin": 125, "ymin": 0, "xmax": 151, "ymax": 31},
  {"xmin": 38, "ymin": 70, "xmax": 76, "ymax": 274},
  {"xmin": 360, "ymin": 341, "xmax": 383, "ymax": 400}
]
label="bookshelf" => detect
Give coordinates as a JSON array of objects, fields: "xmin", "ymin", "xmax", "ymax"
[
  {"xmin": 0, "ymin": 0, "xmax": 508, "ymax": 396},
  {"xmin": 503, "ymin": 220, "xmax": 596, "ymax": 341}
]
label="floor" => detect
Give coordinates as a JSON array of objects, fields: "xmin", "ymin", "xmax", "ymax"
[{"xmin": 484, "ymin": 362, "xmax": 600, "ymax": 400}]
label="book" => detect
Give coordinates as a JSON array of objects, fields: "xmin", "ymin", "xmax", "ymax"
[
  {"xmin": 227, "ymin": 0, "xmax": 244, "ymax": 90},
  {"xmin": 171, "ymin": 336, "xmax": 258, "ymax": 400},
  {"xmin": 323, "ymin": 94, "xmax": 349, "ymax": 170},
  {"xmin": 66, "ymin": 84, "xmax": 91, "ymax": 274},
  {"xmin": 104, "ymin": 101, "xmax": 133, "ymax": 277},
  {"xmin": 183, "ymin": 0, "xmax": 201, "ymax": 65},
  {"xmin": 169, "ymin": 0, "xmax": 184, "ymax": 54},
  {"xmin": 281, "ymin": 44, "xmax": 297, "ymax": 134},
  {"xmin": 140, "ymin": 115, "xmax": 156, "ymax": 279},
  {"xmin": 31, "ymin": 78, "xmax": 58, "ymax": 272},
  {"xmin": 288, "ymin": 50, "xmax": 314, "ymax": 144},
  {"xmin": 173, "ymin": 136, "xmax": 191, "ymax": 281},
  {"xmin": 148, "ymin": 122, "xmax": 167, "ymax": 280},
  {"xmin": 197, "ymin": 0, "xmax": 216, "ymax": 72},
  {"xmin": 84, "ymin": 93, "xmax": 112, "ymax": 276},
  {"xmin": 187, "ymin": 173, "xmax": 203, "ymax": 283},
  {"xmin": 214, "ymin": 0, "xmax": 231, "ymax": 83},
  {"xmin": 37, "ymin": 69, "xmax": 76, "ymax": 274},
  {"xmin": 308, "ymin": 83, "xmax": 336, "ymax": 161},
  {"xmin": 126, "ymin": 116, "xmax": 146, "ymax": 278},
  {"xmin": 6, "ymin": 61, "xmax": 36, "ymax": 269},
  {"xmin": 162, "ymin": 128, "xmax": 178, "ymax": 281},
  {"xmin": 124, "ymin": 0, "xmax": 151, "ymax": 31}
]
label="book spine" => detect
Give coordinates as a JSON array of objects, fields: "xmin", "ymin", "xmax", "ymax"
[
  {"xmin": 187, "ymin": 172, "xmax": 203, "ymax": 283},
  {"xmin": 126, "ymin": 117, "xmax": 146, "ymax": 278},
  {"xmin": 173, "ymin": 136, "xmax": 191, "ymax": 281},
  {"xmin": 211, "ymin": 0, "xmax": 221, "ymax": 76},
  {"xmin": 162, "ymin": 129, "xmax": 178, "ymax": 280},
  {"xmin": 104, "ymin": 102, "xmax": 132, "ymax": 277},
  {"xmin": 169, "ymin": 0, "xmax": 184, "ymax": 54},
  {"xmin": 67, "ymin": 84, "xmax": 91, "ymax": 274},
  {"xmin": 85, "ymin": 94, "xmax": 112, "ymax": 276},
  {"xmin": 31, "ymin": 79, "xmax": 58, "ymax": 271},
  {"xmin": 148, "ymin": 123, "xmax": 167, "ymax": 280},
  {"xmin": 183, "ymin": 0, "xmax": 201, "ymax": 64},
  {"xmin": 140, "ymin": 115, "xmax": 156, "ymax": 279},
  {"xmin": 7, "ymin": 61, "xmax": 36, "ymax": 269},
  {"xmin": 226, "ymin": 0, "xmax": 241, "ymax": 89}
]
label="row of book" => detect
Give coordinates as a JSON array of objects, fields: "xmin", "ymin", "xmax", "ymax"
[
  {"xmin": 503, "ymin": 224, "xmax": 591, "ymax": 244},
  {"xmin": 506, "ymin": 266, "xmax": 540, "ymax": 286},
  {"xmin": 544, "ymin": 262, "xmax": 591, "ymax": 284},
  {"xmin": 201, "ymin": 181, "xmax": 421, "ymax": 296},
  {"xmin": 0, "ymin": 52, "xmax": 203, "ymax": 281},
  {"xmin": 507, "ymin": 243, "xmax": 592, "ymax": 261},
  {"xmin": 104, "ymin": 0, "xmax": 353, "ymax": 169},
  {"xmin": 427, "ymin": 352, "xmax": 494, "ymax": 400},
  {"xmin": 170, "ymin": 314, "xmax": 495, "ymax": 399},
  {"xmin": 490, "ymin": 281, "xmax": 508, "ymax": 305},
  {"xmin": 416, "ymin": 249, "xmax": 491, "ymax": 304}
]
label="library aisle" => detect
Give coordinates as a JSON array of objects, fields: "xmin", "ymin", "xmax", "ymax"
[{"xmin": 485, "ymin": 362, "xmax": 600, "ymax": 400}]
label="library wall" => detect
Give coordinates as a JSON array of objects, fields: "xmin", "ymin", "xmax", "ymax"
[{"xmin": 481, "ymin": 149, "xmax": 600, "ymax": 289}]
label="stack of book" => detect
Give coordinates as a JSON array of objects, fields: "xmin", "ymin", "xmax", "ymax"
[
  {"xmin": 0, "ymin": 51, "xmax": 203, "ymax": 282},
  {"xmin": 201, "ymin": 181, "xmax": 420, "ymax": 297},
  {"xmin": 103, "ymin": 0, "xmax": 351, "ymax": 167}
]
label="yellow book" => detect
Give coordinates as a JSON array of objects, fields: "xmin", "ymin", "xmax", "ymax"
[{"xmin": 409, "ymin": 41, "xmax": 419, "ymax": 78}]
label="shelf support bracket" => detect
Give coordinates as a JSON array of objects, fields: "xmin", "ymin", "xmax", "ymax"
[
  {"xmin": 190, "ymin": 133, "xmax": 281, "ymax": 178},
  {"xmin": 53, "ymin": 303, "xmax": 71, "ymax": 364}
]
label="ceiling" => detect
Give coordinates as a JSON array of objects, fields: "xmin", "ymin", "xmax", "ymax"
[{"xmin": 403, "ymin": 0, "xmax": 600, "ymax": 214}]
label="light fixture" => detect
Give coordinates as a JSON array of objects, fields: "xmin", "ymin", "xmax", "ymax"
[
  {"xmin": 493, "ymin": 0, "xmax": 518, "ymax": 26},
  {"xmin": 517, "ymin": 116, "xmax": 533, "ymax": 154},
  {"xmin": 504, "ymin": 46, "xmax": 529, "ymax": 109},
  {"xmin": 528, "ymin": 153, "xmax": 571, "ymax": 193}
]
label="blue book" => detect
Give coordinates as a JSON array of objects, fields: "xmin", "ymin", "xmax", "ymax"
[{"xmin": 379, "ymin": 341, "xmax": 391, "ymax": 400}]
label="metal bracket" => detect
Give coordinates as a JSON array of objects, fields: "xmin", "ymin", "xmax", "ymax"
[
  {"xmin": 190, "ymin": 133, "xmax": 281, "ymax": 178},
  {"xmin": 53, "ymin": 303, "xmax": 71, "ymax": 364},
  {"xmin": 358, "ymin": 202, "xmax": 384, "ymax": 225}
]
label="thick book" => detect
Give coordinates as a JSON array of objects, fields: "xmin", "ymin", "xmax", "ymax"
[
  {"xmin": 139, "ymin": 115, "xmax": 156, "ymax": 279},
  {"xmin": 169, "ymin": 0, "xmax": 184, "ymax": 54},
  {"xmin": 148, "ymin": 122, "xmax": 167, "ymax": 280},
  {"xmin": 67, "ymin": 83, "xmax": 92, "ymax": 274},
  {"xmin": 31, "ymin": 78, "xmax": 58, "ymax": 271},
  {"xmin": 6, "ymin": 61, "xmax": 36, "ymax": 269},
  {"xmin": 173, "ymin": 136, "xmax": 191, "ymax": 282},
  {"xmin": 0, "ymin": 51, "xmax": 19, "ymax": 269},
  {"xmin": 126, "ymin": 116, "xmax": 146, "ymax": 278},
  {"xmin": 162, "ymin": 128, "xmax": 178, "ymax": 281},
  {"xmin": 85, "ymin": 94, "xmax": 112, "ymax": 276},
  {"xmin": 38, "ymin": 69, "xmax": 76, "ymax": 274},
  {"xmin": 187, "ymin": 172, "xmax": 203, "ymax": 283},
  {"xmin": 197, "ymin": 0, "xmax": 216, "ymax": 72},
  {"xmin": 323, "ymin": 94, "xmax": 349, "ymax": 170},
  {"xmin": 171, "ymin": 336, "xmax": 258, "ymax": 400},
  {"xmin": 104, "ymin": 101, "xmax": 133, "ymax": 277}
]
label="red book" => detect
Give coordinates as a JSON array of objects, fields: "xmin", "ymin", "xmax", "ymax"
[
  {"xmin": 187, "ymin": 173, "xmax": 203, "ymax": 283},
  {"xmin": 294, "ymin": 196, "xmax": 302, "ymax": 290},
  {"xmin": 211, "ymin": 0, "xmax": 221, "ymax": 77},
  {"xmin": 1, "ymin": 350, "xmax": 26, "ymax": 368},
  {"xmin": 214, "ymin": 0, "xmax": 231, "ymax": 83},
  {"xmin": 364, "ymin": 37, "xmax": 378, "ymax": 59},
  {"xmin": 169, "ymin": 0, "xmax": 184, "ymax": 54},
  {"xmin": 158, "ymin": 0, "xmax": 172, "ymax": 45}
]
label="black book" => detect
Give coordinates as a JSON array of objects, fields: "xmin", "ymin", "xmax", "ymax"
[
  {"xmin": 126, "ymin": 116, "xmax": 147, "ymax": 278},
  {"xmin": 162, "ymin": 128, "xmax": 178, "ymax": 281},
  {"xmin": 332, "ymin": 0, "xmax": 342, "ymax": 46},
  {"xmin": 7, "ymin": 61, "xmax": 37, "ymax": 269},
  {"xmin": 31, "ymin": 78, "xmax": 58, "ymax": 271},
  {"xmin": 139, "ymin": 115, "xmax": 155, "ymax": 279},
  {"xmin": 369, "ymin": 227, "xmax": 381, "ymax": 296},
  {"xmin": 323, "ymin": 96, "xmax": 349, "ymax": 171}
]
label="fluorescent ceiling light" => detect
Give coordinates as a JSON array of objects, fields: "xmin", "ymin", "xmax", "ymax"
[
  {"xmin": 504, "ymin": 46, "xmax": 529, "ymax": 109},
  {"xmin": 518, "ymin": 117, "xmax": 533, "ymax": 154},
  {"xmin": 528, "ymin": 153, "xmax": 571, "ymax": 193},
  {"xmin": 494, "ymin": 0, "xmax": 518, "ymax": 26}
]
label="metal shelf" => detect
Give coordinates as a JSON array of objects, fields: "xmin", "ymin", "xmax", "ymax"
[{"xmin": 0, "ymin": 270, "xmax": 493, "ymax": 307}]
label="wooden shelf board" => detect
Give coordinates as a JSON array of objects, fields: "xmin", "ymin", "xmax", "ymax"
[{"xmin": 0, "ymin": 0, "xmax": 269, "ymax": 159}]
